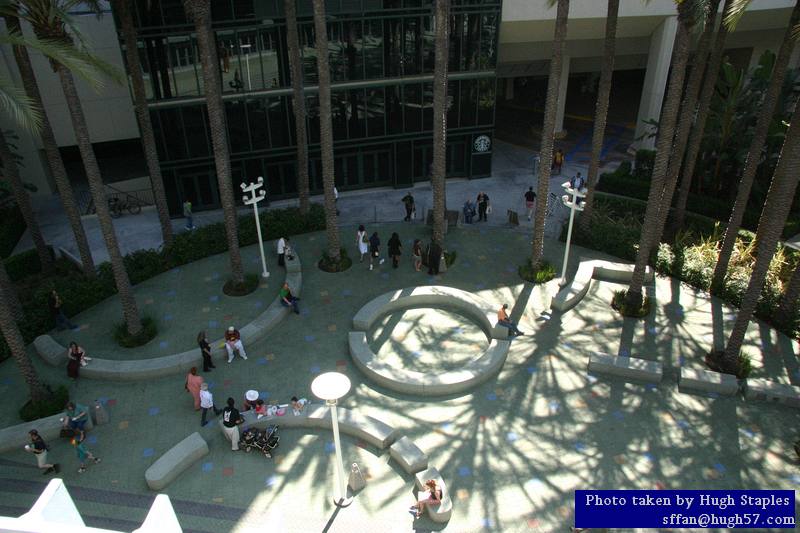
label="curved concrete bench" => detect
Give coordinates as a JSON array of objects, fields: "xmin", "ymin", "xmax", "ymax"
[
  {"xmin": 588, "ymin": 353, "xmax": 663, "ymax": 384},
  {"xmin": 349, "ymin": 331, "xmax": 510, "ymax": 396},
  {"xmin": 145, "ymin": 432, "xmax": 208, "ymax": 490},
  {"xmin": 0, "ymin": 407, "xmax": 94, "ymax": 454},
  {"xmin": 390, "ymin": 436, "xmax": 428, "ymax": 474},
  {"xmin": 32, "ymin": 255, "xmax": 302, "ymax": 381},
  {"xmin": 353, "ymin": 286, "xmax": 508, "ymax": 340},
  {"xmin": 550, "ymin": 259, "xmax": 655, "ymax": 312},
  {"xmin": 414, "ymin": 467, "xmax": 452, "ymax": 523}
]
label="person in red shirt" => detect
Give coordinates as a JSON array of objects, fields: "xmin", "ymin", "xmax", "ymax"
[
  {"xmin": 224, "ymin": 326, "xmax": 247, "ymax": 363},
  {"xmin": 497, "ymin": 304, "xmax": 524, "ymax": 337}
]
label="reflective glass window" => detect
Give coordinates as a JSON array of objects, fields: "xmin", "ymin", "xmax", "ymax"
[
  {"xmin": 212, "ymin": 1, "xmax": 234, "ymax": 21},
  {"xmin": 218, "ymin": 30, "xmax": 242, "ymax": 94},
  {"xmin": 160, "ymin": 0, "xmax": 185, "ymax": 25},
  {"xmin": 306, "ymin": 95, "xmax": 320, "ymax": 143},
  {"xmin": 386, "ymin": 85, "xmax": 403, "ymax": 133},
  {"xmin": 282, "ymin": 162, "xmax": 298, "ymax": 195},
  {"xmin": 364, "ymin": 19, "xmax": 384, "ymax": 78},
  {"xmin": 160, "ymin": 108, "xmax": 186, "ymax": 160},
  {"xmin": 384, "ymin": 18, "xmax": 402, "ymax": 77},
  {"xmin": 233, "ymin": 0, "xmax": 256, "ymax": 19},
  {"xmin": 342, "ymin": 20, "xmax": 364, "ymax": 81},
  {"xmin": 300, "ymin": 23, "xmax": 318, "ymax": 84},
  {"xmin": 236, "ymin": 30, "xmax": 264, "ymax": 91},
  {"xmin": 463, "ymin": 14, "xmax": 481, "ymax": 71},
  {"xmin": 268, "ymin": 97, "xmax": 290, "ymax": 147},
  {"xmin": 149, "ymin": 110, "xmax": 166, "ymax": 160},
  {"xmin": 480, "ymin": 14, "xmax": 498, "ymax": 68},
  {"xmin": 144, "ymin": 37, "xmax": 174, "ymax": 99},
  {"xmin": 402, "ymin": 17, "xmax": 420, "ymax": 75},
  {"xmin": 166, "ymin": 36, "xmax": 199, "ymax": 97},
  {"xmin": 447, "ymin": 80, "xmax": 459, "ymax": 128},
  {"xmin": 244, "ymin": 159, "xmax": 263, "ymax": 184},
  {"xmin": 247, "ymin": 99, "xmax": 269, "ymax": 150},
  {"xmin": 422, "ymin": 82, "xmax": 433, "ymax": 131},
  {"xmin": 329, "ymin": 22, "xmax": 346, "ymax": 82},
  {"xmin": 448, "ymin": 14, "xmax": 464, "ymax": 71},
  {"xmin": 332, "ymin": 90, "xmax": 349, "ymax": 139},
  {"xmin": 422, "ymin": 15, "xmax": 435, "ymax": 73},
  {"xmin": 259, "ymin": 28, "xmax": 281, "ymax": 88},
  {"xmin": 460, "ymin": 79, "xmax": 477, "ymax": 126},
  {"xmin": 183, "ymin": 106, "xmax": 210, "ymax": 158},
  {"xmin": 366, "ymin": 87, "xmax": 385, "ymax": 136},
  {"xmin": 348, "ymin": 89, "xmax": 366, "ymax": 138},
  {"xmin": 226, "ymin": 100, "xmax": 250, "ymax": 153},
  {"xmin": 478, "ymin": 78, "xmax": 495, "ymax": 125},
  {"xmin": 266, "ymin": 163, "xmax": 283, "ymax": 197},
  {"xmin": 403, "ymin": 83, "xmax": 422, "ymax": 132}
]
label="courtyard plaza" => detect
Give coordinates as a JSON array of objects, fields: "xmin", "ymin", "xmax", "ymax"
[{"xmin": 0, "ymin": 217, "xmax": 799, "ymax": 532}]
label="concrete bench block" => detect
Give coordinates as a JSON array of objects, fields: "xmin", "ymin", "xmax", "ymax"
[
  {"xmin": 551, "ymin": 259, "xmax": 654, "ymax": 312},
  {"xmin": 745, "ymin": 379, "xmax": 800, "ymax": 408},
  {"xmin": 679, "ymin": 368, "xmax": 739, "ymax": 396},
  {"xmin": 335, "ymin": 408, "xmax": 398, "ymax": 449},
  {"xmin": 145, "ymin": 432, "xmax": 209, "ymax": 491},
  {"xmin": 33, "ymin": 335, "xmax": 67, "ymax": 367},
  {"xmin": 414, "ymin": 467, "xmax": 452, "ymax": 523},
  {"xmin": 588, "ymin": 353, "xmax": 663, "ymax": 384},
  {"xmin": 0, "ymin": 409, "xmax": 96, "ymax": 453},
  {"xmin": 390, "ymin": 436, "xmax": 428, "ymax": 474}
]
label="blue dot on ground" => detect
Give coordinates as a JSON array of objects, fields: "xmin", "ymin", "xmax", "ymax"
[
  {"xmin": 740, "ymin": 428, "xmax": 754, "ymax": 438},
  {"xmin": 148, "ymin": 407, "xmax": 160, "ymax": 416},
  {"xmin": 300, "ymin": 309, "xmax": 310, "ymax": 316},
  {"xmin": 549, "ymin": 400, "xmax": 560, "ymax": 411},
  {"xmin": 202, "ymin": 462, "xmax": 213, "ymax": 472},
  {"xmin": 0, "ymin": 377, "xmax": 12, "ymax": 386},
  {"xmin": 207, "ymin": 381, "xmax": 216, "ymax": 390},
  {"xmin": 506, "ymin": 432, "xmax": 518, "ymax": 442},
  {"xmin": 440, "ymin": 423, "xmax": 453, "ymax": 432},
  {"xmin": 563, "ymin": 342, "xmax": 573, "ymax": 349},
  {"xmin": 679, "ymin": 356, "xmax": 686, "ymax": 365},
  {"xmin": 486, "ymin": 393, "xmax": 497, "ymax": 401},
  {"xmin": 97, "ymin": 397, "xmax": 108, "ymax": 405},
  {"xmin": 412, "ymin": 350, "xmax": 422, "ymax": 359},
  {"xmin": 619, "ymin": 348, "xmax": 630, "ymax": 357},
  {"xmin": 462, "ymin": 261, "xmax": 472, "ymax": 268},
  {"xmin": 427, "ymin": 276, "xmax": 437, "ymax": 283},
  {"xmin": 458, "ymin": 466, "xmax": 472, "ymax": 477},
  {"xmin": 707, "ymin": 392, "xmax": 719, "ymax": 399},
  {"xmin": 341, "ymin": 289, "xmax": 352, "ymax": 297},
  {"xmin": 163, "ymin": 314, "xmax": 172, "ymax": 322},
  {"xmin": 257, "ymin": 357, "xmax": 267, "ymax": 365},
  {"xmin": 212, "ymin": 272, "xmax": 220, "ymax": 279},
  {"xmin": 143, "ymin": 448, "xmax": 154, "ymax": 458},
  {"xmin": 505, "ymin": 265, "xmax": 516, "ymax": 273},
  {"xmin": 574, "ymin": 442, "xmax": 587, "ymax": 452},
  {"xmin": 453, "ymin": 327, "xmax": 465, "ymax": 334},
  {"xmin": 380, "ymin": 273, "xmax": 389, "ymax": 280},
  {"xmin": 677, "ymin": 420, "xmax": 689, "ymax": 429},
  {"xmin": 165, "ymin": 289, "xmax": 176, "ymax": 297},
  {"xmin": 527, "ymin": 367, "xmax": 537, "ymax": 374},
  {"xmin": 482, "ymin": 518, "xmax": 495, "ymax": 528},
  {"xmin": 86, "ymin": 435, "xmax": 97, "ymax": 444},
  {"xmin": 475, "ymin": 283, "xmax": 485, "ymax": 290},
  {"xmin": 612, "ymin": 410, "xmax": 624, "ymax": 420},
  {"xmin": 254, "ymin": 301, "xmax": 263, "ymax": 308},
  {"xmin": 265, "ymin": 475, "xmax": 278, "ymax": 487},
  {"xmin": 643, "ymin": 452, "xmax": 655, "ymax": 462},
  {"xmin": 479, "ymin": 229, "xmax": 487, "ymax": 235},
  {"xmin": 325, "ymin": 442, "xmax": 335, "ymax": 453},
  {"xmin": 209, "ymin": 295, "xmax": 219, "ymax": 303},
  {"xmin": 648, "ymin": 326, "xmax": 657, "ymax": 334},
  {"xmin": 159, "ymin": 341, "xmax": 169, "ymax": 349},
  {"xmin": 310, "ymin": 366, "xmax": 321, "ymax": 374},
  {"xmin": 645, "ymin": 383, "xmax": 657, "ymax": 391},
  {"xmin": 208, "ymin": 320, "xmax": 218, "ymax": 328},
  {"xmin": 586, "ymin": 374, "xmax": 598, "ymax": 384},
  {"xmin": 260, "ymin": 391, "xmax": 270, "ymax": 399},
  {"xmin": 714, "ymin": 463, "xmax": 726, "ymax": 473},
  {"xmin": 304, "ymin": 335, "xmax": 315, "ymax": 343},
  {"xmin": 789, "ymin": 474, "xmax": 800, "ymax": 485}
]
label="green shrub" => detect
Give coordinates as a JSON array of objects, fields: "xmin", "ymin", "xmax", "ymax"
[
  {"xmin": 124, "ymin": 249, "xmax": 165, "ymax": 285},
  {"xmin": 113, "ymin": 316, "xmax": 158, "ymax": 348},
  {"xmin": 0, "ymin": 205, "xmax": 26, "ymax": 258},
  {"xmin": 611, "ymin": 290, "xmax": 652, "ymax": 318},
  {"xmin": 518, "ymin": 259, "xmax": 556, "ymax": 284},
  {"xmin": 318, "ymin": 247, "xmax": 352, "ymax": 273},
  {"xmin": 705, "ymin": 350, "xmax": 750, "ymax": 379},
  {"xmin": 444, "ymin": 250, "xmax": 457, "ymax": 268},
  {"xmin": 633, "ymin": 149, "xmax": 656, "ymax": 180},
  {"xmin": 223, "ymin": 273, "xmax": 260, "ymax": 297},
  {"xmin": 19, "ymin": 385, "xmax": 69, "ymax": 422},
  {"xmin": 4, "ymin": 247, "xmax": 52, "ymax": 281}
]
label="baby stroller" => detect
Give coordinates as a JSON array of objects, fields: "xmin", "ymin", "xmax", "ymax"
[{"xmin": 240, "ymin": 426, "xmax": 280, "ymax": 458}]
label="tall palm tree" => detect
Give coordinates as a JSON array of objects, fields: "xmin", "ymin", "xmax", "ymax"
[
  {"xmin": 5, "ymin": 13, "xmax": 95, "ymax": 275},
  {"xmin": 183, "ymin": 0, "xmax": 244, "ymax": 284},
  {"xmin": 114, "ymin": 0, "xmax": 173, "ymax": 247},
  {"xmin": 0, "ymin": 129, "xmax": 52, "ymax": 271},
  {"xmin": 624, "ymin": 1, "xmax": 697, "ymax": 310},
  {"xmin": 0, "ymin": 261, "xmax": 46, "ymax": 403},
  {"xmin": 312, "ymin": 0, "xmax": 341, "ymax": 263},
  {"xmin": 578, "ymin": 0, "xmax": 619, "ymax": 232},
  {"xmin": 0, "ymin": 259, "xmax": 23, "ymax": 321},
  {"xmin": 721, "ymin": 106, "xmax": 800, "ymax": 369},
  {"xmin": 710, "ymin": 0, "xmax": 800, "ymax": 292},
  {"xmin": 671, "ymin": 0, "xmax": 735, "ymax": 231},
  {"xmin": 284, "ymin": 0, "xmax": 310, "ymax": 215},
  {"xmin": 531, "ymin": 0, "xmax": 569, "ymax": 268},
  {"xmin": 431, "ymin": 0, "xmax": 450, "ymax": 244},
  {"xmin": 775, "ymin": 260, "xmax": 800, "ymax": 327},
  {"xmin": 15, "ymin": 0, "xmax": 144, "ymax": 335}
]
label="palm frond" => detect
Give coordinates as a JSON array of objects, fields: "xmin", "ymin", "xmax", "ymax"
[
  {"xmin": 0, "ymin": 76, "xmax": 42, "ymax": 132},
  {"xmin": 723, "ymin": 0, "xmax": 751, "ymax": 30}
]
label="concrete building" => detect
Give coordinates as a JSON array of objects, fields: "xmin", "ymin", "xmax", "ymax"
[{"xmin": 1, "ymin": 0, "xmax": 797, "ymax": 210}]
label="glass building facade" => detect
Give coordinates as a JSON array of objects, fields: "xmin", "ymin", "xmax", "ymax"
[{"xmin": 121, "ymin": 0, "xmax": 501, "ymax": 214}]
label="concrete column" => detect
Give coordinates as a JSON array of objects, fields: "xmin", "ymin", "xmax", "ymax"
[
  {"xmin": 554, "ymin": 54, "xmax": 570, "ymax": 138},
  {"xmin": 633, "ymin": 16, "xmax": 678, "ymax": 150},
  {"xmin": 505, "ymin": 77, "xmax": 514, "ymax": 100}
]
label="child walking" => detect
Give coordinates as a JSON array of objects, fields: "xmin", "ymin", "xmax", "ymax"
[{"xmin": 71, "ymin": 434, "xmax": 101, "ymax": 473}]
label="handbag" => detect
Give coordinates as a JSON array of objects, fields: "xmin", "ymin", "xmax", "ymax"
[
  {"xmin": 486, "ymin": 205, "xmax": 493, "ymax": 215},
  {"xmin": 60, "ymin": 428, "xmax": 75, "ymax": 439}
]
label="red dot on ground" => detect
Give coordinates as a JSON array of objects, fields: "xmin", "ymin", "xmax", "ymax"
[{"xmin": 223, "ymin": 467, "xmax": 234, "ymax": 477}]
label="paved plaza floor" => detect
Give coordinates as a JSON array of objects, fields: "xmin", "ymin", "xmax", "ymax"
[{"xmin": 1, "ymin": 221, "xmax": 799, "ymax": 532}]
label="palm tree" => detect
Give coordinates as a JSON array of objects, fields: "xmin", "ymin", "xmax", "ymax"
[
  {"xmin": 431, "ymin": 0, "xmax": 450, "ymax": 244},
  {"xmin": 114, "ymin": 0, "xmax": 173, "ymax": 247},
  {"xmin": 284, "ymin": 0, "xmax": 310, "ymax": 215},
  {"xmin": 721, "ymin": 106, "xmax": 800, "ymax": 369},
  {"xmin": 15, "ymin": 0, "xmax": 144, "ymax": 335},
  {"xmin": 775, "ymin": 260, "xmax": 800, "ymax": 328},
  {"xmin": 710, "ymin": 0, "xmax": 800, "ymax": 292},
  {"xmin": 4, "ymin": 13, "xmax": 95, "ymax": 275},
  {"xmin": 0, "ymin": 129, "xmax": 52, "ymax": 272},
  {"xmin": 0, "ymin": 260, "xmax": 23, "ymax": 321},
  {"xmin": 183, "ymin": 0, "xmax": 245, "ymax": 284},
  {"xmin": 531, "ymin": 0, "xmax": 569, "ymax": 268},
  {"xmin": 312, "ymin": 0, "xmax": 341, "ymax": 263},
  {"xmin": 0, "ymin": 262, "xmax": 46, "ymax": 403},
  {"xmin": 623, "ymin": 1, "xmax": 697, "ymax": 310},
  {"xmin": 578, "ymin": 0, "xmax": 619, "ymax": 232}
]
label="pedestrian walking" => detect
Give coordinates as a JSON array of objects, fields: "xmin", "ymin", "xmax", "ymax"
[
  {"xmin": 183, "ymin": 200, "xmax": 196, "ymax": 230},
  {"xmin": 185, "ymin": 367, "xmax": 204, "ymax": 410},
  {"xmin": 199, "ymin": 383, "xmax": 222, "ymax": 427},
  {"xmin": 71, "ymin": 433, "xmax": 101, "ymax": 473},
  {"xmin": 524, "ymin": 187, "xmax": 537, "ymax": 221},
  {"xmin": 25, "ymin": 430, "xmax": 59, "ymax": 475},
  {"xmin": 476, "ymin": 192, "xmax": 490, "ymax": 222},
  {"xmin": 427, "ymin": 240, "xmax": 442, "ymax": 275},
  {"xmin": 197, "ymin": 331, "xmax": 215, "ymax": 372},
  {"xmin": 552, "ymin": 148, "xmax": 564, "ymax": 175},
  {"xmin": 334, "ymin": 186, "xmax": 340, "ymax": 215},
  {"xmin": 368, "ymin": 232, "xmax": 385, "ymax": 271},
  {"xmin": 49, "ymin": 289, "xmax": 75, "ymax": 331},
  {"xmin": 412, "ymin": 239, "xmax": 423, "ymax": 272},
  {"xmin": 356, "ymin": 225, "xmax": 369, "ymax": 263},
  {"xmin": 401, "ymin": 192, "xmax": 415, "ymax": 221},
  {"xmin": 222, "ymin": 397, "xmax": 244, "ymax": 451},
  {"xmin": 277, "ymin": 236, "xmax": 288, "ymax": 267},
  {"xmin": 388, "ymin": 233, "xmax": 402, "ymax": 269}
]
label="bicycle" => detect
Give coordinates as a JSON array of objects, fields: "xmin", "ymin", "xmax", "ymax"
[
  {"xmin": 545, "ymin": 192, "xmax": 564, "ymax": 218},
  {"xmin": 108, "ymin": 196, "xmax": 142, "ymax": 218}
]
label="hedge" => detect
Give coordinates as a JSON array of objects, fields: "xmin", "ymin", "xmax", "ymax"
[
  {"xmin": 0, "ymin": 203, "xmax": 327, "ymax": 363},
  {"xmin": 0, "ymin": 205, "xmax": 26, "ymax": 259}
]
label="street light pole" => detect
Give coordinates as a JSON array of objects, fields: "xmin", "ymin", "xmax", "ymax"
[
  {"xmin": 559, "ymin": 179, "xmax": 585, "ymax": 286},
  {"xmin": 240, "ymin": 43, "xmax": 252, "ymax": 91},
  {"xmin": 311, "ymin": 372, "xmax": 353, "ymax": 508},
  {"xmin": 241, "ymin": 176, "xmax": 269, "ymax": 278}
]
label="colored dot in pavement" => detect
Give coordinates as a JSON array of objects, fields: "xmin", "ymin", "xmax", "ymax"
[
  {"xmin": 482, "ymin": 518, "xmax": 495, "ymax": 527},
  {"xmin": 118, "ymin": 421, "xmax": 129, "ymax": 430},
  {"xmin": 222, "ymin": 467, "xmax": 234, "ymax": 477},
  {"xmin": 462, "ymin": 261, "xmax": 472, "ymax": 268},
  {"xmin": 325, "ymin": 442, "xmax": 335, "ymax": 453},
  {"xmin": 619, "ymin": 348, "xmax": 630, "ymax": 357},
  {"xmin": 259, "ymin": 391, "xmax": 270, "ymax": 399},
  {"xmin": 148, "ymin": 407, "xmax": 160, "ymax": 416},
  {"xmin": 265, "ymin": 475, "xmax": 277, "ymax": 487},
  {"xmin": 163, "ymin": 314, "xmax": 172, "ymax": 321},
  {"xmin": 646, "ymin": 383, "xmax": 657, "ymax": 391},
  {"xmin": 549, "ymin": 401, "xmax": 560, "ymax": 412},
  {"xmin": 212, "ymin": 272, "xmax": 220, "ymax": 279},
  {"xmin": 304, "ymin": 335, "xmax": 315, "ymax": 342},
  {"xmin": 300, "ymin": 309, "xmax": 310, "ymax": 316},
  {"xmin": 266, "ymin": 354, "xmax": 275, "ymax": 361},
  {"xmin": 159, "ymin": 341, "xmax": 169, "ymax": 349},
  {"xmin": 202, "ymin": 307, "xmax": 210, "ymax": 313},
  {"xmin": 256, "ymin": 357, "xmax": 267, "ymax": 365},
  {"xmin": 202, "ymin": 462, "xmax": 213, "ymax": 472},
  {"xmin": 328, "ymin": 324, "xmax": 337, "ymax": 332},
  {"xmin": 143, "ymin": 448, "xmax": 154, "ymax": 458},
  {"xmin": 458, "ymin": 466, "xmax": 471, "ymax": 477},
  {"xmin": 380, "ymin": 273, "xmax": 389, "ymax": 280},
  {"xmin": 713, "ymin": 463, "xmax": 726, "ymax": 473},
  {"xmin": 643, "ymin": 453, "xmax": 655, "ymax": 462},
  {"xmin": 165, "ymin": 290, "xmax": 176, "ymax": 297},
  {"xmin": 208, "ymin": 320, "xmax": 218, "ymax": 328},
  {"xmin": 341, "ymin": 289, "xmax": 352, "ymax": 296},
  {"xmin": 527, "ymin": 367, "xmax": 537, "ymax": 374},
  {"xmin": 456, "ymin": 489, "xmax": 469, "ymax": 500},
  {"xmin": 254, "ymin": 301, "xmax": 263, "ymax": 308},
  {"xmin": 505, "ymin": 266, "xmax": 516, "ymax": 273},
  {"xmin": 310, "ymin": 366, "xmax": 321, "ymax": 374},
  {"xmin": 506, "ymin": 432, "xmax": 518, "ymax": 442},
  {"xmin": 574, "ymin": 442, "xmax": 587, "ymax": 452},
  {"xmin": 612, "ymin": 410, "xmax": 624, "ymax": 420},
  {"xmin": 475, "ymin": 283, "xmax": 485, "ymax": 290},
  {"xmin": 486, "ymin": 393, "xmax": 497, "ymax": 401},
  {"xmin": 648, "ymin": 326, "xmax": 657, "ymax": 334},
  {"xmin": 86, "ymin": 435, "xmax": 97, "ymax": 444},
  {"xmin": 209, "ymin": 295, "xmax": 219, "ymax": 302}
]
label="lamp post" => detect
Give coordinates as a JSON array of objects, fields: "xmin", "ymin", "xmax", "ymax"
[
  {"xmin": 239, "ymin": 43, "xmax": 252, "ymax": 91},
  {"xmin": 311, "ymin": 372, "xmax": 353, "ymax": 507},
  {"xmin": 559, "ymin": 179, "xmax": 585, "ymax": 286},
  {"xmin": 241, "ymin": 176, "xmax": 269, "ymax": 278}
]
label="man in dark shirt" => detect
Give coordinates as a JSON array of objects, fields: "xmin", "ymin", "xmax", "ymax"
[
  {"xmin": 427, "ymin": 240, "xmax": 442, "ymax": 275},
  {"xmin": 401, "ymin": 193, "xmax": 415, "ymax": 221},
  {"xmin": 48, "ymin": 289, "xmax": 75, "ymax": 331},
  {"xmin": 26, "ymin": 430, "xmax": 59, "ymax": 474},
  {"xmin": 222, "ymin": 397, "xmax": 243, "ymax": 451},
  {"xmin": 524, "ymin": 187, "xmax": 537, "ymax": 221}
]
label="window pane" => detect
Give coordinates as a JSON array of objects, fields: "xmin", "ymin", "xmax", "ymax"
[
  {"xmin": 422, "ymin": 15, "xmax": 435, "ymax": 73},
  {"xmin": 300, "ymin": 23, "xmax": 318, "ymax": 84},
  {"xmin": 143, "ymin": 38, "xmax": 172, "ymax": 100},
  {"xmin": 160, "ymin": 0, "xmax": 184, "ymax": 25},
  {"xmin": 366, "ymin": 87, "xmax": 385, "ymax": 136},
  {"xmin": 260, "ymin": 28, "xmax": 281, "ymax": 88},
  {"xmin": 386, "ymin": 85, "xmax": 403, "ymax": 133},
  {"xmin": 464, "ymin": 14, "xmax": 481, "ymax": 70},
  {"xmin": 342, "ymin": 20, "xmax": 364, "ymax": 80},
  {"xmin": 403, "ymin": 83, "xmax": 422, "ymax": 132},
  {"xmin": 226, "ymin": 100, "xmax": 250, "ymax": 153},
  {"xmin": 282, "ymin": 162, "xmax": 297, "ymax": 195},
  {"xmin": 363, "ymin": 153, "xmax": 376, "ymax": 184},
  {"xmin": 268, "ymin": 97, "xmax": 290, "ymax": 147},
  {"xmin": 364, "ymin": 19, "xmax": 383, "ymax": 79},
  {"xmin": 332, "ymin": 90, "xmax": 349, "ymax": 139},
  {"xmin": 346, "ymin": 155, "xmax": 359, "ymax": 187},
  {"xmin": 266, "ymin": 163, "xmax": 283, "ymax": 197},
  {"xmin": 422, "ymin": 82, "xmax": 433, "ymax": 131},
  {"xmin": 402, "ymin": 17, "xmax": 420, "ymax": 75},
  {"xmin": 447, "ymin": 80, "xmax": 459, "ymax": 128},
  {"xmin": 218, "ymin": 30, "xmax": 242, "ymax": 94},
  {"xmin": 236, "ymin": 30, "xmax": 263, "ymax": 91},
  {"xmin": 161, "ymin": 108, "xmax": 186, "ymax": 160},
  {"xmin": 460, "ymin": 79, "xmax": 477, "ymax": 127},
  {"xmin": 167, "ymin": 36, "xmax": 198, "ymax": 97},
  {"xmin": 149, "ymin": 110, "xmax": 167, "ymax": 159},
  {"xmin": 480, "ymin": 14, "xmax": 498, "ymax": 68},
  {"xmin": 478, "ymin": 78, "xmax": 495, "ymax": 125},
  {"xmin": 384, "ymin": 19, "xmax": 402, "ymax": 77},
  {"xmin": 349, "ymin": 89, "xmax": 366, "ymax": 138},
  {"xmin": 307, "ymin": 95, "xmax": 320, "ymax": 143},
  {"xmin": 247, "ymin": 99, "xmax": 269, "ymax": 150},
  {"xmin": 448, "ymin": 14, "xmax": 463, "ymax": 71},
  {"xmin": 182, "ymin": 106, "xmax": 209, "ymax": 158},
  {"xmin": 244, "ymin": 159, "xmax": 263, "ymax": 184},
  {"xmin": 329, "ymin": 22, "xmax": 347, "ymax": 82}
]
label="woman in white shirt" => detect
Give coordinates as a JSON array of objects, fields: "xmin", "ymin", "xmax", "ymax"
[
  {"xmin": 277, "ymin": 236, "xmax": 286, "ymax": 267},
  {"xmin": 356, "ymin": 225, "xmax": 369, "ymax": 263}
]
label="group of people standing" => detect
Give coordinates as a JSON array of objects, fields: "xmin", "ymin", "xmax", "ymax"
[{"xmin": 356, "ymin": 226, "xmax": 443, "ymax": 275}]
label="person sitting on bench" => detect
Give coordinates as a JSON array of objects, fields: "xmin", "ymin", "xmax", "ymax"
[{"xmin": 497, "ymin": 304, "xmax": 524, "ymax": 336}]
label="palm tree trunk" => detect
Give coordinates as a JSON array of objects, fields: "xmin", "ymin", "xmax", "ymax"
[
  {"xmin": 624, "ymin": 5, "xmax": 694, "ymax": 310},
  {"xmin": 185, "ymin": 0, "xmax": 245, "ymax": 283},
  {"xmin": 116, "ymin": 0, "xmax": 173, "ymax": 247},
  {"xmin": 284, "ymin": 0, "xmax": 310, "ymax": 215},
  {"xmin": 431, "ymin": 0, "xmax": 450, "ymax": 244},
  {"xmin": 723, "ymin": 106, "xmax": 800, "ymax": 367},
  {"xmin": 56, "ymin": 65, "xmax": 143, "ymax": 335},
  {"xmin": 0, "ymin": 130, "xmax": 52, "ymax": 272},
  {"xmin": 710, "ymin": 0, "xmax": 800, "ymax": 292},
  {"xmin": 650, "ymin": 0, "xmax": 721, "ymax": 241},
  {"xmin": 776, "ymin": 260, "xmax": 800, "ymax": 327},
  {"xmin": 0, "ymin": 262, "xmax": 46, "ymax": 404},
  {"xmin": 531, "ymin": 0, "xmax": 569, "ymax": 267},
  {"xmin": 0, "ymin": 259, "xmax": 23, "ymax": 322},
  {"xmin": 579, "ymin": 0, "xmax": 619, "ymax": 233},
  {"xmin": 5, "ymin": 14, "xmax": 95, "ymax": 276},
  {"xmin": 312, "ymin": 0, "xmax": 341, "ymax": 261},
  {"xmin": 672, "ymin": 0, "xmax": 736, "ymax": 232}
]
